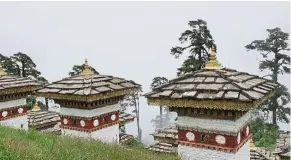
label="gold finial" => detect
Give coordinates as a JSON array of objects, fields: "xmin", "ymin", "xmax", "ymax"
[
  {"xmin": 204, "ymin": 46, "xmax": 223, "ymax": 70},
  {"xmin": 31, "ymin": 104, "xmax": 41, "ymax": 112},
  {"xmin": 79, "ymin": 59, "xmax": 95, "ymax": 76},
  {"xmin": 250, "ymin": 138, "xmax": 256, "ymax": 150},
  {"xmin": 0, "ymin": 62, "xmax": 7, "ymax": 76}
]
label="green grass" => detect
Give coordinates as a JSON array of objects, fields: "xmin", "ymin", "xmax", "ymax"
[
  {"xmin": 123, "ymin": 138, "xmax": 147, "ymax": 150},
  {"xmin": 0, "ymin": 126, "xmax": 179, "ymax": 160}
]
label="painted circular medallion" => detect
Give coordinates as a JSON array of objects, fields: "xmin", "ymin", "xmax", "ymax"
[
  {"xmin": 18, "ymin": 108, "xmax": 23, "ymax": 114},
  {"xmin": 63, "ymin": 118, "xmax": 68, "ymax": 125},
  {"xmin": 2, "ymin": 111, "xmax": 8, "ymax": 117},
  {"xmin": 186, "ymin": 132, "xmax": 195, "ymax": 141},
  {"xmin": 237, "ymin": 132, "xmax": 241, "ymax": 144},
  {"xmin": 111, "ymin": 114, "xmax": 116, "ymax": 121},
  {"xmin": 215, "ymin": 135, "xmax": 226, "ymax": 145},
  {"xmin": 93, "ymin": 119, "xmax": 99, "ymax": 127},
  {"xmin": 246, "ymin": 126, "xmax": 249, "ymax": 136},
  {"xmin": 80, "ymin": 120, "xmax": 86, "ymax": 127}
]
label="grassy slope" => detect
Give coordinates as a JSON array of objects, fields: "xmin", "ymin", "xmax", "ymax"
[{"xmin": 0, "ymin": 126, "xmax": 178, "ymax": 160}]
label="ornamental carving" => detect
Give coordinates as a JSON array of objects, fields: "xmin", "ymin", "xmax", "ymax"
[
  {"xmin": 246, "ymin": 126, "xmax": 249, "ymax": 136},
  {"xmin": 111, "ymin": 114, "xmax": 116, "ymax": 121},
  {"xmin": 2, "ymin": 111, "xmax": 8, "ymax": 117},
  {"xmin": 80, "ymin": 120, "xmax": 86, "ymax": 127},
  {"xmin": 93, "ymin": 119, "xmax": 99, "ymax": 127},
  {"xmin": 215, "ymin": 135, "xmax": 226, "ymax": 145},
  {"xmin": 63, "ymin": 118, "xmax": 68, "ymax": 125},
  {"xmin": 18, "ymin": 108, "xmax": 23, "ymax": 114},
  {"xmin": 186, "ymin": 132, "xmax": 195, "ymax": 141},
  {"xmin": 237, "ymin": 132, "xmax": 241, "ymax": 144}
]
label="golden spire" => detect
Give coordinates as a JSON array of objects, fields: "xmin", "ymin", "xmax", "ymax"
[
  {"xmin": 79, "ymin": 59, "xmax": 95, "ymax": 76},
  {"xmin": 31, "ymin": 104, "xmax": 41, "ymax": 112},
  {"xmin": 0, "ymin": 62, "xmax": 7, "ymax": 76},
  {"xmin": 204, "ymin": 46, "xmax": 223, "ymax": 70},
  {"xmin": 250, "ymin": 138, "xmax": 256, "ymax": 150}
]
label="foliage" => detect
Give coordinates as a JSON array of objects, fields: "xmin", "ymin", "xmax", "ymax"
[
  {"xmin": 68, "ymin": 64, "xmax": 99, "ymax": 76},
  {"xmin": 123, "ymin": 138, "xmax": 145, "ymax": 149},
  {"xmin": 150, "ymin": 77, "xmax": 168, "ymax": 89},
  {"xmin": 170, "ymin": 19, "xmax": 216, "ymax": 75},
  {"xmin": 120, "ymin": 87, "xmax": 143, "ymax": 141},
  {"xmin": 150, "ymin": 77, "xmax": 171, "ymax": 130},
  {"xmin": 0, "ymin": 53, "xmax": 48, "ymax": 84},
  {"xmin": 245, "ymin": 27, "xmax": 290, "ymax": 125},
  {"xmin": 26, "ymin": 95, "xmax": 37, "ymax": 111},
  {"xmin": 251, "ymin": 118, "xmax": 279, "ymax": 150},
  {"xmin": 0, "ymin": 53, "xmax": 49, "ymax": 110},
  {"xmin": 26, "ymin": 96, "xmax": 47, "ymax": 111},
  {"xmin": 0, "ymin": 126, "xmax": 179, "ymax": 160}
]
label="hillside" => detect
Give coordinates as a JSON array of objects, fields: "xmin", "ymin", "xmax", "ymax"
[{"xmin": 0, "ymin": 126, "xmax": 178, "ymax": 160}]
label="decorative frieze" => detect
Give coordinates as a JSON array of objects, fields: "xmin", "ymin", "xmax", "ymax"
[
  {"xmin": 61, "ymin": 121, "xmax": 119, "ymax": 133},
  {"xmin": 170, "ymin": 107, "xmax": 247, "ymax": 120},
  {"xmin": 60, "ymin": 111, "xmax": 119, "ymax": 132},
  {"xmin": 178, "ymin": 124, "xmax": 251, "ymax": 152},
  {"xmin": 0, "ymin": 105, "xmax": 27, "ymax": 121},
  {"xmin": 55, "ymin": 96, "xmax": 123, "ymax": 109},
  {"xmin": 0, "ymin": 93, "xmax": 30, "ymax": 102}
]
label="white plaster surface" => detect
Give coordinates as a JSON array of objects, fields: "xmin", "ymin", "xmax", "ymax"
[
  {"xmin": 178, "ymin": 140, "xmax": 250, "ymax": 160},
  {"xmin": 62, "ymin": 124, "xmax": 119, "ymax": 144},
  {"xmin": 0, "ymin": 115, "xmax": 28, "ymax": 130},
  {"xmin": 60, "ymin": 103, "xmax": 120, "ymax": 117},
  {"xmin": 0, "ymin": 98, "xmax": 26, "ymax": 109},
  {"xmin": 176, "ymin": 111, "xmax": 251, "ymax": 133}
]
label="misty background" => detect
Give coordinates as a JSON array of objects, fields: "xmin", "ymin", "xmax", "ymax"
[{"xmin": 0, "ymin": 1, "xmax": 290, "ymax": 145}]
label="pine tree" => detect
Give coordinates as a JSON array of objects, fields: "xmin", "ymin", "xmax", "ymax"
[
  {"xmin": 170, "ymin": 19, "xmax": 216, "ymax": 75},
  {"xmin": 246, "ymin": 27, "xmax": 290, "ymax": 125}
]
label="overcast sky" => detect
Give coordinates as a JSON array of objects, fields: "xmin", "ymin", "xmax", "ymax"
[{"xmin": 0, "ymin": 1, "xmax": 290, "ymax": 143}]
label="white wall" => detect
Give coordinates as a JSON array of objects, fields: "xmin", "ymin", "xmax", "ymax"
[
  {"xmin": 60, "ymin": 103, "xmax": 120, "ymax": 117},
  {"xmin": 0, "ymin": 98, "xmax": 26, "ymax": 109},
  {"xmin": 176, "ymin": 111, "xmax": 251, "ymax": 133},
  {"xmin": 62, "ymin": 124, "xmax": 119, "ymax": 144},
  {"xmin": 178, "ymin": 140, "xmax": 250, "ymax": 160},
  {"xmin": 0, "ymin": 115, "xmax": 28, "ymax": 130},
  {"xmin": 91, "ymin": 124, "xmax": 119, "ymax": 143}
]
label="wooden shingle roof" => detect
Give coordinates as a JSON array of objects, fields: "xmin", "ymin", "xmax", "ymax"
[
  {"xmin": 28, "ymin": 110, "xmax": 60, "ymax": 130},
  {"xmin": 36, "ymin": 60, "xmax": 140, "ymax": 102},
  {"xmin": 119, "ymin": 112, "xmax": 136, "ymax": 126},
  {"xmin": 0, "ymin": 75, "xmax": 42, "ymax": 95},
  {"xmin": 144, "ymin": 48, "xmax": 279, "ymax": 111}
]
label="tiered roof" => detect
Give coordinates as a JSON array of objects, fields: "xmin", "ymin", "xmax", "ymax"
[
  {"xmin": 119, "ymin": 112, "xmax": 136, "ymax": 126},
  {"xmin": 28, "ymin": 105, "xmax": 60, "ymax": 130},
  {"xmin": 147, "ymin": 142, "xmax": 176, "ymax": 154},
  {"xmin": 36, "ymin": 59, "xmax": 140, "ymax": 102},
  {"xmin": 147, "ymin": 126, "xmax": 178, "ymax": 154},
  {"xmin": 119, "ymin": 133, "xmax": 134, "ymax": 143},
  {"xmin": 0, "ymin": 64, "xmax": 42, "ymax": 96},
  {"xmin": 144, "ymin": 48, "xmax": 279, "ymax": 111},
  {"xmin": 151, "ymin": 125, "xmax": 178, "ymax": 145},
  {"xmin": 274, "ymin": 131, "xmax": 290, "ymax": 159}
]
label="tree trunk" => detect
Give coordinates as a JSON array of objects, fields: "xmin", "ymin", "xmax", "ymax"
[
  {"xmin": 135, "ymin": 96, "xmax": 141, "ymax": 141},
  {"xmin": 45, "ymin": 98, "xmax": 49, "ymax": 111},
  {"xmin": 272, "ymin": 108, "xmax": 277, "ymax": 126},
  {"xmin": 21, "ymin": 61, "xmax": 26, "ymax": 77},
  {"xmin": 159, "ymin": 106, "xmax": 163, "ymax": 128}
]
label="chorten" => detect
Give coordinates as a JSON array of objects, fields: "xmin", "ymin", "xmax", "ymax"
[
  {"xmin": 36, "ymin": 59, "xmax": 140, "ymax": 143},
  {"xmin": 144, "ymin": 47, "xmax": 279, "ymax": 160},
  {"xmin": 0, "ymin": 63, "xmax": 42, "ymax": 130}
]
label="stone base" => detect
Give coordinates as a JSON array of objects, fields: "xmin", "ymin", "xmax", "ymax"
[
  {"xmin": 61, "ymin": 124, "xmax": 119, "ymax": 144},
  {"xmin": 0, "ymin": 115, "xmax": 28, "ymax": 130},
  {"xmin": 178, "ymin": 140, "xmax": 250, "ymax": 160}
]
